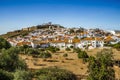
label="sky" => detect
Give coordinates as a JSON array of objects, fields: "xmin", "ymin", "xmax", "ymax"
[{"xmin": 0, "ymin": 0, "xmax": 120, "ymax": 34}]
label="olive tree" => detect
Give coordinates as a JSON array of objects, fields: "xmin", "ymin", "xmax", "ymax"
[{"xmin": 87, "ymin": 49, "xmax": 115, "ymax": 80}]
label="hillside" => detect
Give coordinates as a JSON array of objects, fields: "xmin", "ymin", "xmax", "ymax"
[{"xmin": 0, "ymin": 23, "xmax": 64, "ymax": 39}]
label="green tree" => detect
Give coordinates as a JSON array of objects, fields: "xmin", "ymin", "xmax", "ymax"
[
  {"xmin": 114, "ymin": 42, "xmax": 120, "ymax": 51},
  {"xmin": 65, "ymin": 47, "xmax": 71, "ymax": 51},
  {"xmin": 47, "ymin": 46, "xmax": 60, "ymax": 53},
  {"xmin": 14, "ymin": 70, "xmax": 32, "ymax": 80},
  {"xmin": 0, "ymin": 69, "xmax": 13, "ymax": 80},
  {"xmin": 63, "ymin": 53, "xmax": 68, "ymax": 57},
  {"xmin": 39, "ymin": 52, "xmax": 52, "ymax": 58},
  {"xmin": 78, "ymin": 51, "xmax": 89, "ymax": 59},
  {"xmin": 0, "ymin": 47, "xmax": 27, "ymax": 71},
  {"xmin": 69, "ymin": 29, "xmax": 75, "ymax": 34},
  {"xmin": 0, "ymin": 37, "xmax": 11, "ymax": 49},
  {"xmin": 87, "ymin": 49, "xmax": 115, "ymax": 80}
]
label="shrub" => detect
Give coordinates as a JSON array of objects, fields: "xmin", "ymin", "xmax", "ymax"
[
  {"xmin": 35, "ymin": 67, "xmax": 76, "ymax": 80},
  {"xmin": 113, "ymin": 42, "xmax": 120, "ymax": 51},
  {"xmin": 47, "ymin": 46, "xmax": 60, "ymax": 53},
  {"xmin": 73, "ymin": 48, "xmax": 81, "ymax": 53},
  {"xmin": 0, "ymin": 47, "xmax": 27, "ymax": 71},
  {"xmin": 39, "ymin": 52, "xmax": 52, "ymax": 58},
  {"xmin": 65, "ymin": 47, "xmax": 71, "ymax": 51},
  {"xmin": 78, "ymin": 51, "xmax": 89, "ymax": 59},
  {"xmin": 0, "ymin": 69, "xmax": 13, "ymax": 80},
  {"xmin": 63, "ymin": 53, "xmax": 68, "ymax": 57},
  {"xmin": 14, "ymin": 70, "xmax": 32, "ymax": 80},
  {"xmin": 26, "ymin": 48, "xmax": 40, "ymax": 55},
  {"xmin": 0, "ymin": 37, "xmax": 11, "ymax": 49},
  {"xmin": 70, "ymin": 46, "xmax": 74, "ymax": 48},
  {"xmin": 87, "ymin": 49, "xmax": 115, "ymax": 80}
]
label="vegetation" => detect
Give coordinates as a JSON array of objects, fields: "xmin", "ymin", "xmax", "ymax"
[
  {"xmin": 38, "ymin": 52, "xmax": 52, "ymax": 58},
  {"xmin": 0, "ymin": 47, "xmax": 29, "ymax": 80},
  {"xmin": 35, "ymin": 67, "xmax": 76, "ymax": 80},
  {"xmin": 47, "ymin": 46, "xmax": 60, "ymax": 53},
  {"xmin": 63, "ymin": 53, "xmax": 68, "ymax": 57},
  {"xmin": 70, "ymin": 46, "xmax": 74, "ymax": 48},
  {"xmin": 65, "ymin": 47, "xmax": 71, "ymax": 51},
  {"xmin": 73, "ymin": 48, "xmax": 81, "ymax": 53},
  {"xmin": 0, "ymin": 37, "xmax": 11, "ymax": 49},
  {"xmin": 0, "ymin": 69, "xmax": 13, "ymax": 80},
  {"xmin": 14, "ymin": 70, "xmax": 32, "ymax": 80},
  {"xmin": 104, "ymin": 42, "xmax": 120, "ymax": 51},
  {"xmin": 69, "ymin": 29, "xmax": 75, "ymax": 34},
  {"xmin": 78, "ymin": 51, "xmax": 89, "ymax": 59},
  {"xmin": 26, "ymin": 48, "xmax": 39, "ymax": 55},
  {"xmin": 73, "ymin": 48, "xmax": 89, "ymax": 59},
  {"xmin": 87, "ymin": 49, "xmax": 115, "ymax": 80},
  {"xmin": 113, "ymin": 42, "xmax": 120, "ymax": 51},
  {"xmin": 0, "ymin": 47, "xmax": 27, "ymax": 72}
]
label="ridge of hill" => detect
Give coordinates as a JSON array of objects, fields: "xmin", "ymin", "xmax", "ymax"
[{"xmin": 0, "ymin": 23, "xmax": 64, "ymax": 38}]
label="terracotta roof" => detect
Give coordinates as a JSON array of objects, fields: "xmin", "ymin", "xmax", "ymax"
[
  {"xmin": 51, "ymin": 39, "xmax": 68, "ymax": 43},
  {"xmin": 104, "ymin": 36, "xmax": 114, "ymax": 42},
  {"xmin": 82, "ymin": 37, "xmax": 95, "ymax": 41},
  {"xmin": 33, "ymin": 40, "xmax": 48, "ymax": 44},
  {"xmin": 16, "ymin": 41, "xmax": 31, "ymax": 46},
  {"xmin": 96, "ymin": 37, "xmax": 103, "ymax": 41},
  {"xmin": 72, "ymin": 39, "xmax": 80, "ymax": 43},
  {"xmin": 8, "ymin": 40, "xmax": 16, "ymax": 43}
]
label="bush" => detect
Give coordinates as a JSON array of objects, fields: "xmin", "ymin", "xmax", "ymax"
[
  {"xmin": 73, "ymin": 48, "xmax": 81, "ymax": 53},
  {"xmin": 26, "ymin": 48, "xmax": 40, "ymax": 55},
  {"xmin": 35, "ymin": 67, "xmax": 76, "ymax": 80},
  {"xmin": 65, "ymin": 47, "xmax": 71, "ymax": 51},
  {"xmin": 87, "ymin": 49, "xmax": 115, "ymax": 80},
  {"xmin": 39, "ymin": 52, "xmax": 52, "ymax": 58},
  {"xmin": 63, "ymin": 53, "xmax": 68, "ymax": 57},
  {"xmin": 0, "ymin": 69, "xmax": 13, "ymax": 80},
  {"xmin": 14, "ymin": 70, "xmax": 32, "ymax": 80},
  {"xmin": 113, "ymin": 42, "xmax": 120, "ymax": 51},
  {"xmin": 47, "ymin": 46, "xmax": 60, "ymax": 53},
  {"xmin": 70, "ymin": 46, "xmax": 74, "ymax": 48},
  {"xmin": 78, "ymin": 51, "xmax": 89, "ymax": 59},
  {"xmin": 0, "ymin": 47, "xmax": 27, "ymax": 71},
  {"xmin": 0, "ymin": 37, "xmax": 11, "ymax": 49}
]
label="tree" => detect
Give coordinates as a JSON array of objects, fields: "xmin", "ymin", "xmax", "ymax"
[
  {"xmin": 63, "ymin": 53, "xmax": 68, "ymax": 57},
  {"xmin": 73, "ymin": 48, "xmax": 81, "ymax": 53},
  {"xmin": 0, "ymin": 47, "xmax": 27, "ymax": 71},
  {"xmin": 0, "ymin": 37, "xmax": 11, "ymax": 49},
  {"xmin": 47, "ymin": 46, "xmax": 60, "ymax": 53},
  {"xmin": 65, "ymin": 47, "xmax": 71, "ymax": 51},
  {"xmin": 39, "ymin": 52, "xmax": 52, "ymax": 58},
  {"xmin": 14, "ymin": 70, "xmax": 32, "ymax": 80},
  {"xmin": 78, "ymin": 51, "xmax": 89, "ymax": 59},
  {"xmin": 87, "ymin": 49, "xmax": 115, "ymax": 80},
  {"xmin": 113, "ymin": 42, "xmax": 120, "ymax": 51},
  {"xmin": 0, "ymin": 69, "xmax": 13, "ymax": 80}
]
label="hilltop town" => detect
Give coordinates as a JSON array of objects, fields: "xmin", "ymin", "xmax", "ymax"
[
  {"xmin": 3, "ymin": 22, "xmax": 120, "ymax": 50},
  {"xmin": 0, "ymin": 22, "xmax": 120, "ymax": 80}
]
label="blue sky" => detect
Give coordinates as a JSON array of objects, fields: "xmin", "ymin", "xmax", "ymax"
[{"xmin": 0, "ymin": 0, "xmax": 120, "ymax": 34}]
